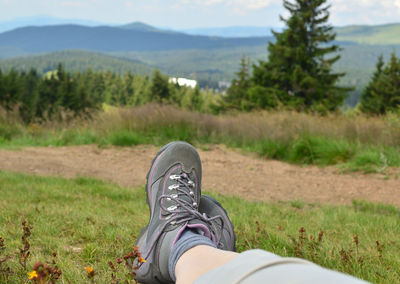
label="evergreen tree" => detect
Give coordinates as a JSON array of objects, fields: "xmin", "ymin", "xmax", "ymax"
[
  {"xmin": 37, "ymin": 74, "xmax": 60, "ymax": 118},
  {"xmin": 150, "ymin": 70, "xmax": 170, "ymax": 103},
  {"xmin": 0, "ymin": 70, "xmax": 4, "ymax": 107},
  {"xmin": 1, "ymin": 69, "xmax": 20, "ymax": 110},
  {"xmin": 190, "ymin": 86, "xmax": 203, "ymax": 111},
  {"xmin": 225, "ymin": 56, "xmax": 252, "ymax": 111},
  {"xmin": 123, "ymin": 72, "xmax": 134, "ymax": 106},
  {"xmin": 19, "ymin": 69, "xmax": 39, "ymax": 122},
  {"xmin": 92, "ymin": 71, "xmax": 106, "ymax": 105},
  {"xmin": 252, "ymin": 0, "xmax": 349, "ymax": 112},
  {"xmin": 360, "ymin": 53, "xmax": 400, "ymax": 114}
]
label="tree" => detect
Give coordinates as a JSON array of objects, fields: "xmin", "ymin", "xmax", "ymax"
[
  {"xmin": 252, "ymin": 0, "xmax": 350, "ymax": 112},
  {"xmin": 150, "ymin": 70, "xmax": 170, "ymax": 103},
  {"xmin": 19, "ymin": 69, "xmax": 39, "ymax": 122},
  {"xmin": 359, "ymin": 53, "xmax": 400, "ymax": 114},
  {"xmin": 225, "ymin": 56, "xmax": 253, "ymax": 111},
  {"xmin": 1, "ymin": 69, "xmax": 20, "ymax": 110},
  {"xmin": 189, "ymin": 86, "xmax": 203, "ymax": 111}
]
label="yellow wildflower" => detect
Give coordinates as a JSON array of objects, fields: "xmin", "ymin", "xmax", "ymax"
[
  {"xmin": 85, "ymin": 266, "xmax": 95, "ymax": 278},
  {"xmin": 28, "ymin": 270, "xmax": 38, "ymax": 280}
]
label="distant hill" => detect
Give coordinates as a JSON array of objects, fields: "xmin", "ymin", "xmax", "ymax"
[
  {"xmin": 336, "ymin": 23, "xmax": 400, "ymax": 45},
  {"xmin": 181, "ymin": 26, "xmax": 280, "ymax": 37},
  {"xmin": 0, "ymin": 16, "xmax": 106, "ymax": 33},
  {"xmin": 0, "ymin": 50, "xmax": 154, "ymax": 75},
  {"xmin": 0, "ymin": 24, "xmax": 270, "ymax": 57},
  {"xmin": 120, "ymin": 21, "xmax": 164, "ymax": 32}
]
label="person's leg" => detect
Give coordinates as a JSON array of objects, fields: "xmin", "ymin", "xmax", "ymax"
[
  {"xmin": 175, "ymin": 245, "xmax": 237, "ymax": 284},
  {"xmin": 176, "ymin": 247, "xmax": 369, "ymax": 284},
  {"xmin": 134, "ymin": 142, "xmax": 368, "ymax": 284}
]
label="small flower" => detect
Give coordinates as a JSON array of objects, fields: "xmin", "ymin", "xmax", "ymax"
[
  {"xmin": 28, "ymin": 270, "xmax": 38, "ymax": 280},
  {"xmin": 354, "ymin": 235, "xmax": 359, "ymax": 246},
  {"xmin": 139, "ymin": 257, "xmax": 147, "ymax": 263},
  {"xmin": 85, "ymin": 266, "xmax": 95, "ymax": 278}
]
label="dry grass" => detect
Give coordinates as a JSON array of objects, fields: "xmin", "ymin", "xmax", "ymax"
[
  {"xmin": 94, "ymin": 104, "xmax": 400, "ymax": 147},
  {"xmin": 1, "ymin": 104, "xmax": 400, "ymax": 171}
]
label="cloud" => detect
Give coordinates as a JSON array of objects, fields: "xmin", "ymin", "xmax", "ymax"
[
  {"xmin": 179, "ymin": 0, "xmax": 224, "ymax": 6},
  {"xmin": 231, "ymin": 0, "xmax": 273, "ymax": 10},
  {"xmin": 329, "ymin": 0, "xmax": 400, "ymax": 25},
  {"xmin": 178, "ymin": 0, "xmax": 273, "ymax": 11}
]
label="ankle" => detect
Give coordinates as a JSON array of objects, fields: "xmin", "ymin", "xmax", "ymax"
[{"xmin": 175, "ymin": 246, "xmax": 238, "ymax": 284}]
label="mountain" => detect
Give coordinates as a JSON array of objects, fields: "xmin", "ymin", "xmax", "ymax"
[
  {"xmin": 0, "ymin": 24, "xmax": 270, "ymax": 56},
  {"xmin": 120, "ymin": 21, "xmax": 163, "ymax": 32},
  {"xmin": 179, "ymin": 23, "xmax": 400, "ymax": 44},
  {"xmin": 335, "ymin": 23, "xmax": 400, "ymax": 45},
  {"xmin": 0, "ymin": 16, "xmax": 106, "ymax": 33},
  {"xmin": 181, "ymin": 26, "xmax": 281, "ymax": 37},
  {"xmin": 0, "ymin": 50, "xmax": 154, "ymax": 75}
]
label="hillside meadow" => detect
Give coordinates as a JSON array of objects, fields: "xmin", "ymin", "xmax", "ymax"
[
  {"xmin": 0, "ymin": 171, "xmax": 399, "ymax": 283},
  {"xmin": 1, "ymin": 104, "xmax": 400, "ymax": 173},
  {"xmin": 1, "ymin": 105, "xmax": 400, "ymax": 283}
]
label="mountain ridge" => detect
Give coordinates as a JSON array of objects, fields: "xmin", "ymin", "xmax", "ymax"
[
  {"xmin": 0, "ymin": 24, "xmax": 270, "ymax": 56},
  {"xmin": 0, "ymin": 50, "xmax": 154, "ymax": 75}
]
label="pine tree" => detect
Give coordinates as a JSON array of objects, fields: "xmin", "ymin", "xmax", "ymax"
[
  {"xmin": 225, "ymin": 56, "xmax": 252, "ymax": 111},
  {"xmin": 150, "ymin": 70, "xmax": 170, "ymax": 103},
  {"xmin": 0, "ymin": 70, "xmax": 4, "ymax": 107},
  {"xmin": 19, "ymin": 69, "xmax": 39, "ymax": 122},
  {"xmin": 360, "ymin": 53, "xmax": 400, "ymax": 114},
  {"xmin": 123, "ymin": 71, "xmax": 134, "ymax": 106},
  {"xmin": 252, "ymin": 0, "xmax": 349, "ymax": 112},
  {"xmin": 359, "ymin": 56, "xmax": 385, "ymax": 114},
  {"xmin": 1, "ymin": 69, "xmax": 20, "ymax": 110},
  {"xmin": 190, "ymin": 86, "xmax": 203, "ymax": 111}
]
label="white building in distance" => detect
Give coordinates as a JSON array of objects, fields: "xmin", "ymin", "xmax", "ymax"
[{"xmin": 169, "ymin": 77, "xmax": 197, "ymax": 88}]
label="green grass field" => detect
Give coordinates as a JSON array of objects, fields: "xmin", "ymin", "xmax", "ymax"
[{"xmin": 0, "ymin": 171, "xmax": 399, "ymax": 283}]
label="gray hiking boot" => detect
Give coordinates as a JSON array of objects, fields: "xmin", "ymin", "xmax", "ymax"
[
  {"xmin": 134, "ymin": 141, "xmax": 218, "ymax": 284},
  {"xmin": 199, "ymin": 195, "xmax": 236, "ymax": 252}
]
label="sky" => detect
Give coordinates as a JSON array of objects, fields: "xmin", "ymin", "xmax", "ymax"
[{"xmin": 0, "ymin": 0, "xmax": 400, "ymax": 28}]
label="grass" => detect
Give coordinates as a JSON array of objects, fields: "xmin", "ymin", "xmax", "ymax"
[
  {"xmin": 0, "ymin": 171, "xmax": 399, "ymax": 283},
  {"xmin": 1, "ymin": 105, "xmax": 400, "ymax": 173}
]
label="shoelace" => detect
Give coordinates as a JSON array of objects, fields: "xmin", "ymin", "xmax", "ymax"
[{"xmin": 140, "ymin": 173, "xmax": 225, "ymax": 262}]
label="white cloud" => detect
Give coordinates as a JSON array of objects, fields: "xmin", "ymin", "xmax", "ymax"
[
  {"xmin": 179, "ymin": 0, "xmax": 273, "ymax": 10},
  {"xmin": 179, "ymin": 0, "xmax": 224, "ymax": 6},
  {"xmin": 229, "ymin": 0, "xmax": 273, "ymax": 10},
  {"xmin": 328, "ymin": 0, "xmax": 400, "ymax": 26}
]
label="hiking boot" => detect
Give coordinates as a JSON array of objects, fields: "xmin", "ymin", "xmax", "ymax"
[
  {"xmin": 134, "ymin": 141, "xmax": 213, "ymax": 284},
  {"xmin": 199, "ymin": 195, "xmax": 236, "ymax": 252}
]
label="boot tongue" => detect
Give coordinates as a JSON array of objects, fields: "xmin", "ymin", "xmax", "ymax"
[
  {"xmin": 161, "ymin": 171, "xmax": 196, "ymax": 217},
  {"xmin": 171, "ymin": 220, "xmax": 213, "ymax": 247},
  {"xmin": 186, "ymin": 223, "xmax": 212, "ymax": 239}
]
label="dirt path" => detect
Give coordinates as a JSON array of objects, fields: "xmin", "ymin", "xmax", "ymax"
[{"xmin": 0, "ymin": 144, "xmax": 399, "ymax": 206}]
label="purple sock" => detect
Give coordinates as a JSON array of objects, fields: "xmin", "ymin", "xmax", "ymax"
[{"xmin": 168, "ymin": 228, "xmax": 216, "ymax": 281}]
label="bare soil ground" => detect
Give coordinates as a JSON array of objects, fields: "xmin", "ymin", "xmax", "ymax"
[{"xmin": 0, "ymin": 144, "xmax": 399, "ymax": 206}]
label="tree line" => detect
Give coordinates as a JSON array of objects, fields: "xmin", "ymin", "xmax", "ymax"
[{"xmin": 0, "ymin": 64, "xmax": 214, "ymax": 123}]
